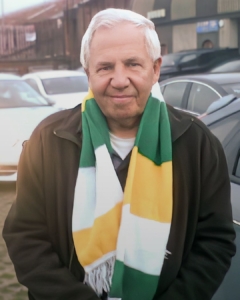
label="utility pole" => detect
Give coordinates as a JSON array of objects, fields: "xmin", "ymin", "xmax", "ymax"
[
  {"xmin": 1, "ymin": 0, "xmax": 4, "ymax": 56},
  {"xmin": 65, "ymin": 0, "xmax": 70, "ymax": 56},
  {"xmin": 1, "ymin": 0, "xmax": 4, "ymax": 29}
]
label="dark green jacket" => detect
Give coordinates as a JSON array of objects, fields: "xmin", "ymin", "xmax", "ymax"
[{"xmin": 2, "ymin": 104, "xmax": 236, "ymax": 300}]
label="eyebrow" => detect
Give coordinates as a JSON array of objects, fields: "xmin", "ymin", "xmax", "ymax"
[
  {"xmin": 124, "ymin": 57, "xmax": 140, "ymax": 62},
  {"xmin": 96, "ymin": 62, "xmax": 113, "ymax": 68},
  {"xmin": 124, "ymin": 57, "xmax": 144, "ymax": 65},
  {"xmin": 95, "ymin": 57, "xmax": 143, "ymax": 69}
]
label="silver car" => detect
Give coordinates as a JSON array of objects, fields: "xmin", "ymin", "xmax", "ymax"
[
  {"xmin": 0, "ymin": 73, "xmax": 59, "ymax": 181},
  {"xmin": 22, "ymin": 70, "xmax": 89, "ymax": 110},
  {"xmin": 200, "ymin": 97, "xmax": 240, "ymax": 300}
]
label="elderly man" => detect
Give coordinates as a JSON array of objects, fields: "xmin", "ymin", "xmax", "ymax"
[{"xmin": 3, "ymin": 8, "xmax": 235, "ymax": 300}]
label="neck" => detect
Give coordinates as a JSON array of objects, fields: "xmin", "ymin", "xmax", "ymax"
[{"xmin": 107, "ymin": 118, "xmax": 140, "ymax": 138}]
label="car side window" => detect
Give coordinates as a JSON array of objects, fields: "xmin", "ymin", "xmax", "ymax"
[
  {"xmin": 179, "ymin": 54, "xmax": 198, "ymax": 68},
  {"xmin": 162, "ymin": 82, "xmax": 188, "ymax": 108},
  {"xmin": 24, "ymin": 78, "xmax": 41, "ymax": 94},
  {"xmin": 179, "ymin": 54, "xmax": 197, "ymax": 64},
  {"xmin": 187, "ymin": 83, "xmax": 220, "ymax": 114}
]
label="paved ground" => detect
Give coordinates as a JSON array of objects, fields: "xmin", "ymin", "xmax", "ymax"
[{"xmin": 0, "ymin": 183, "xmax": 27, "ymax": 300}]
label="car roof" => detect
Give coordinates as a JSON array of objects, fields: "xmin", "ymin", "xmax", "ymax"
[
  {"xmin": 160, "ymin": 73, "xmax": 240, "ymax": 85},
  {"xmin": 177, "ymin": 48, "xmax": 218, "ymax": 54},
  {"xmin": 169, "ymin": 47, "xmax": 237, "ymax": 56},
  {"xmin": 0, "ymin": 73, "xmax": 21, "ymax": 80},
  {"xmin": 23, "ymin": 70, "xmax": 87, "ymax": 79}
]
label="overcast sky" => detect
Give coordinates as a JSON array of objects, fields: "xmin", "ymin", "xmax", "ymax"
[{"xmin": 0, "ymin": 0, "xmax": 50, "ymax": 15}]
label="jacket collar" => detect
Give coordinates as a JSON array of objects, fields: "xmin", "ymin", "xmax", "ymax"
[
  {"xmin": 54, "ymin": 105, "xmax": 82, "ymax": 148},
  {"xmin": 167, "ymin": 104, "xmax": 194, "ymax": 142},
  {"xmin": 54, "ymin": 104, "xmax": 193, "ymax": 147}
]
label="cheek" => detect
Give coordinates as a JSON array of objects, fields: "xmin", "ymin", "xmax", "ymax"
[{"xmin": 90, "ymin": 78, "xmax": 109, "ymax": 96}]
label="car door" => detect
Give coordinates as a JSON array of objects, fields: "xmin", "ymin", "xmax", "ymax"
[
  {"xmin": 187, "ymin": 82, "xmax": 221, "ymax": 114},
  {"xmin": 161, "ymin": 81, "xmax": 189, "ymax": 109},
  {"xmin": 207, "ymin": 111, "xmax": 240, "ymax": 300}
]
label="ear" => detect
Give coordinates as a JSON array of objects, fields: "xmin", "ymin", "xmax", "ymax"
[{"xmin": 152, "ymin": 57, "xmax": 162, "ymax": 84}]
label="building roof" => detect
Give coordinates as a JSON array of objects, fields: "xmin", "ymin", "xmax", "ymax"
[{"xmin": 2, "ymin": 0, "xmax": 90, "ymax": 25}]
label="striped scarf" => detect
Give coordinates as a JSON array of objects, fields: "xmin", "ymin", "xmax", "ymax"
[{"xmin": 72, "ymin": 83, "xmax": 173, "ymax": 300}]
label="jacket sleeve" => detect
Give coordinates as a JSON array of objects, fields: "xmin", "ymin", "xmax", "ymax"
[
  {"xmin": 158, "ymin": 128, "xmax": 236, "ymax": 300},
  {"xmin": 2, "ymin": 127, "xmax": 100, "ymax": 300}
]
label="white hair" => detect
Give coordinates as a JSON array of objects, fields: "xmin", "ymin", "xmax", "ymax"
[{"xmin": 80, "ymin": 8, "xmax": 161, "ymax": 69}]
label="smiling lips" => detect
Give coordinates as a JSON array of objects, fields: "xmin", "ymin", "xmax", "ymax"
[
  {"xmin": 110, "ymin": 95, "xmax": 133, "ymax": 105},
  {"xmin": 109, "ymin": 95, "xmax": 133, "ymax": 104},
  {"xmin": 110, "ymin": 95, "xmax": 132, "ymax": 98}
]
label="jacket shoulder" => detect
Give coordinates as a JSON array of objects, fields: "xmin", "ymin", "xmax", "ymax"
[{"xmin": 32, "ymin": 104, "xmax": 82, "ymax": 136}]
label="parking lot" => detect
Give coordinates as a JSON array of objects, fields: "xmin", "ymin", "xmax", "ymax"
[{"xmin": 0, "ymin": 183, "xmax": 27, "ymax": 300}]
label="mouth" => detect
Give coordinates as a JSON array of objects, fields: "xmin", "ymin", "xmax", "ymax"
[{"xmin": 109, "ymin": 95, "xmax": 133, "ymax": 104}]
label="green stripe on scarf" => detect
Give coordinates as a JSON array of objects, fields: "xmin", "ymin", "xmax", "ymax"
[
  {"xmin": 81, "ymin": 97, "xmax": 112, "ymax": 167},
  {"xmin": 136, "ymin": 97, "xmax": 172, "ymax": 164},
  {"xmin": 110, "ymin": 260, "xmax": 159, "ymax": 300}
]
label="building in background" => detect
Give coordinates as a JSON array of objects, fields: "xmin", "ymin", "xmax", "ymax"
[
  {"xmin": 0, "ymin": 0, "xmax": 133, "ymax": 74},
  {"xmin": 134, "ymin": 0, "xmax": 240, "ymax": 54},
  {"xmin": 5, "ymin": 0, "xmax": 238, "ymax": 73}
]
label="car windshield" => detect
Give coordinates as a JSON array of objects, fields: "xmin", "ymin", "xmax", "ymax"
[
  {"xmin": 0, "ymin": 80, "xmax": 50, "ymax": 108},
  {"xmin": 42, "ymin": 75, "xmax": 89, "ymax": 95},
  {"xmin": 222, "ymin": 83, "xmax": 240, "ymax": 96}
]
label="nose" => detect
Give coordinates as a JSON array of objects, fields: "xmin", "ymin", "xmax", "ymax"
[{"xmin": 110, "ymin": 65, "xmax": 130, "ymax": 89}]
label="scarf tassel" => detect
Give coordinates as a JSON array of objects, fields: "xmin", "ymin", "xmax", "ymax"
[{"xmin": 84, "ymin": 256, "xmax": 116, "ymax": 296}]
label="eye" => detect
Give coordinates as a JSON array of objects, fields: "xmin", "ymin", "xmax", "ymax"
[
  {"xmin": 128, "ymin": 63, "xmax": 140, "ymax": 67},
  {"xmin": 98, "ymin": 66, "xmax": 112, "ymax": 72}
]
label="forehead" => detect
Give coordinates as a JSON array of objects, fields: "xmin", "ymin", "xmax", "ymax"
[{"xmin": 89, "ymin": 23, "xmax": 148, "ymax": 61}]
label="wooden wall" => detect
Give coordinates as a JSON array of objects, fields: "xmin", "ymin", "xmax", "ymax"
[
  {"xmin": 0, "ymin": 0, "xmax": 135, "ymax": 73},
  {"xmin": 35, "ymin": 18, "xmax": 65, "ymax": 58},
  {"xmin": 0, "ymin": 25, "xmax": 36, "ymax": 58}
]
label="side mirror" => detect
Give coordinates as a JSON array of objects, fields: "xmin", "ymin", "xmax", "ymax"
[{"xmin": 206, "ymin": 94, "xmax": 237, "ymax": 114}]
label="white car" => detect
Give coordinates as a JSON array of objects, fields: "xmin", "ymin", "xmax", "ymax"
[
  {"xmin": 0, "ymin": 73, "xmax": 59, "ymax": 181},
  {"xmin": 22, "ymin": 70, "xmax": 89, "ymax": 109}
]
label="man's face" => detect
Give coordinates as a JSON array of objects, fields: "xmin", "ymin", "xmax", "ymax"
[{"xmin": 86, "ymin": 22, "xmax": 161, "ymax": 131}]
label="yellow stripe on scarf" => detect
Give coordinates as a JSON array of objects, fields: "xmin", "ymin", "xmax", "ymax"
[
  {"xmin": 124, "ymin": 147, "xmax": 172, "ymax": 223},
  {"xmin": 72, "ymin": 201, "xmax": 123, "ymax": 267},
  {"xmin": 81, "ymin": 89, "xmax": 95, "ymax": 112}
]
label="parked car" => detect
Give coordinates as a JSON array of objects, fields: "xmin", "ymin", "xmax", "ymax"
[
  {"xmin": 211, "ymin": 58, "xmax": 240, "ymax": 73},
  {"xmin": 76, "ymin": 66, "xmax": 86, "ymax": 74},
  {"xmin": 0, "ymin": 73, "xmax": 59, "ymax": 181},
  {"xmin": 199, "ymin": 97, "xmax": 240, "ymax": 300},
  {"xmin": 160, "ymin": 73, "xmax": 240, "ymax": 115},
  {"xmin": 22, "ymin": 70, "xmax": 89, "ymax": 109},
  {"xmin": 159, "ymin": 48, "xmax": 240, "ymax": 81}
]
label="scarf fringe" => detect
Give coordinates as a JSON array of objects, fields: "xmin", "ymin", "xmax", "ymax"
[{"xmin": 84, "ymin": 256, "xmax": 116, "ymax": 296}]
